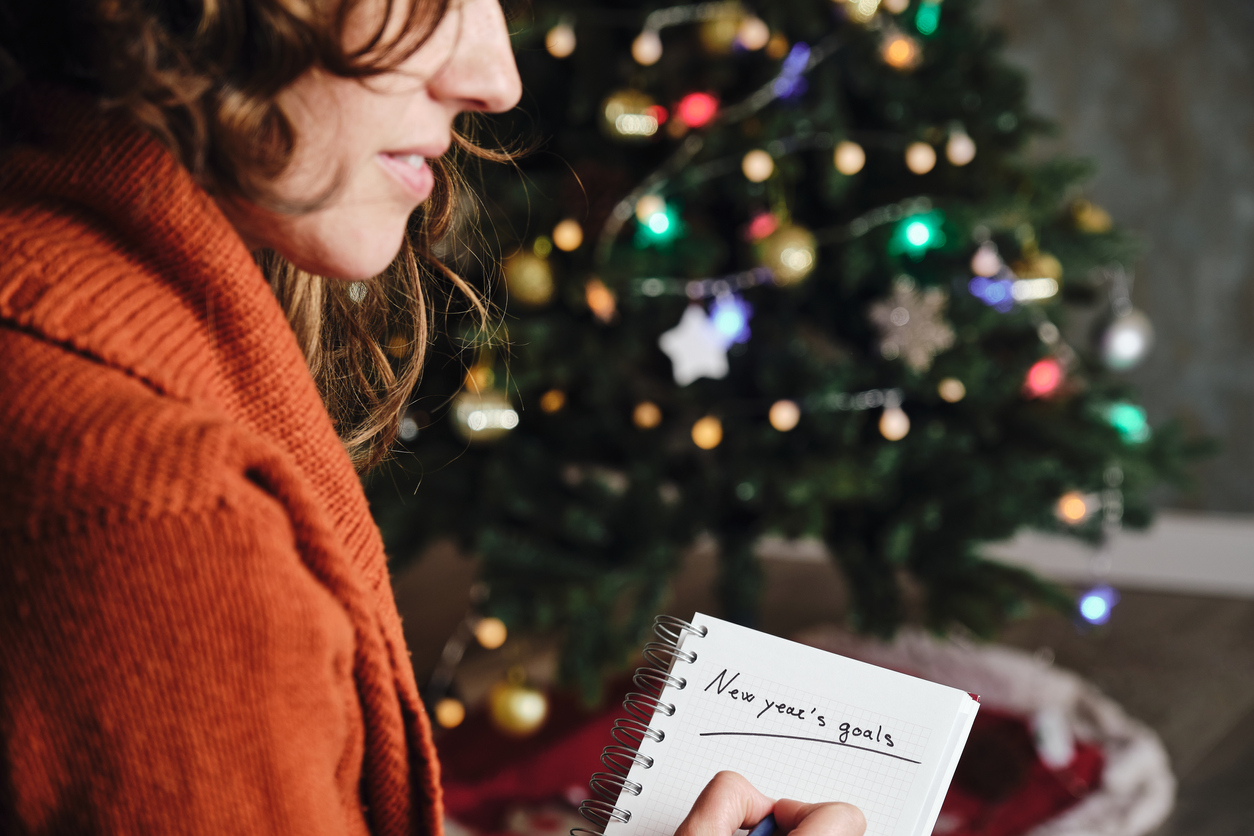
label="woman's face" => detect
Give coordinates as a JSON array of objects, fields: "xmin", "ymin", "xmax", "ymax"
[{"xmin": 219, "ymin": 0, "xmax": 522, "ymax": 280}]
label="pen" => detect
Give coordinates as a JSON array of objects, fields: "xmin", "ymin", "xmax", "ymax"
[{"xmin": 747, "ymin": 813, "xmax": 777, "ymax": 836}]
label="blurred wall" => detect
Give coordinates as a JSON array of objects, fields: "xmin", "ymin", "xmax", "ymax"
[{"xmin": 985, "ymin": 0, "xmax": 1254, "ymax": 512}]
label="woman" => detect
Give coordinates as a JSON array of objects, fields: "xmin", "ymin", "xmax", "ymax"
[{"xmin": 0, "ymin": 1, "xmax": 865, "ymax": 834}]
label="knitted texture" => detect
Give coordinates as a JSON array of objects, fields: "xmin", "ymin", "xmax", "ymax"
[{"xmin": 0, "ymin": 95, "xmax": 443, "ymax": 835}]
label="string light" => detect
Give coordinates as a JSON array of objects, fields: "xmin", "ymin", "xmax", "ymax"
[
  {"xmin": 970, "ymin": 243, "xmax": 1001, "ymax": 277},
  {"xmin": 746, "ymin": 212, "xmax": 780, "ymax": 241},
  {"xmin": 946, "ymin": 129, "xmax": 976, "ymax": 165},
  {"xmin": 843, "ymin": 0, "xmax": 882, "ymax": 24},
  {"xmin": 769, "ymin": 400, "xmax": 801, "ymax": 431},
  {"xmin": 635, "ymin": 194, "xmax": 665, "ymax": 224},
  {"xmin": 545, "ymin": 23, "xmax": 576, "ymax": 58},
  {"xmin": 677, "ymin": 92, "xmax": 719, "ymax": 128},
  {"xmin": 710, "ymin": 293, "xmax": 752, "ymax": 343},
  {"xmin": 474, "ymin": 616, "xmax": 509, "ymax": 649},
  {"xmin": 1056, "ymin": 491, "xmax": 1093, "ymax": 524},
  {"xmin": 915, "ymin": 0, "xmax": 942, "ymax": 36},
  {"xmin": 937, "ymin": 378, "xmax": 966, "ymax": 403},
  {"xmin": 603, "ymin": 90, "xmax": 660, "ymax": 139},
  {"xmin": 435, "ymin": 697, "xmax": 467, "ymax": 729},
  {"xmin": 691, "ymin": 415, "xmax": 724, "ymax": 449},
  {"xmin": 539, "ymin": 389, "xmax": 566, "ymax": 413},
  {"xmin": 879, "ymin": 406, "xmax": 911, "ymax": 440},
  {"xmin": 633, "ymin": 401, "xmax": 663, "ymax": 429},
  {"xmin": 833, "ymin": 140, "xmax": 866, "ymax": 175},
  {"xmin": 968, "ymin": 275, "xmax": 1014, "ymax": 312},
  {"xmin": 552, "ymin": 219, "xmax": 583, "ymax": 251},
  {"xmin": 632, "ymin": 30, "xmax": 663, "ymax": 65},
  {"xmin": 1023, "ymin": 358, "xmax": 1063, "ymax": 398},
  {"xmin": 882, "ymin": 0, "xmax": 909, "ymax": 12},
  {"xmin": 736, "ymin": 16, "xmax": 770, "ymax": 50},
  {"xmin": 1078, "ymin": 584, "xmax": 1119, "ymax": 625},
  {"xmin": 1105, "ymin": 402, "xmax": 1150, "ymax": 443},
  {"xmin": 765, "ymin": 32, "xmax": 789, "ymax": 59},
  {"xmin": 895, "ymin": 212, "xmax": 944, "ymax": 257},
  {"xmin": 585, "ymin": 278, "xmax": 617, "ymax": 323},
  {"xmin": 905, "ymin": 142, "xmax": 937, "ymax": 174},
  {"xmin": 881, "ymin": 31, "xmax": 921, "ymax": 70},
  {"xmin": 741, "ymin": 149, "xmax": 775, "ymax": 182}
]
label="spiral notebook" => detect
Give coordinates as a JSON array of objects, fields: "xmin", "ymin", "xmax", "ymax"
[{"xmin": 577, "ymin": 614, "xmax": 979, "ymax": 836}]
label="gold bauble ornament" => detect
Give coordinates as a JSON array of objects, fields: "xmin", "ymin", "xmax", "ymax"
[
  {"xmin": 1013, "ymin": 252, "xmax": 1064, "ymax": 282},
  {"xmin": 452, "ymin": 388, "xmax": 519, "ymax": 443},
  {"xmin": 488, "ymin": 668, "xmax": 549, "ymax": 737},
  {"xmin": 601, "ymin": 89, "xmax": 660, "ymax": 141},
  {"xmin": 1072, "ymin": 199, "xmax": 1113, "ymax": 234},
  {"xmin": 503, "ymin": 250, "xmax": 554, "ymax": 307},
  {"xmin": 757, "ymin": 224, "xmax": 817, "ymax": 286}
]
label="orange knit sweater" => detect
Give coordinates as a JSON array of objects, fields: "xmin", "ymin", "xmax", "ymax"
[{"xmin": 0, "ymin": 97, "xmax": 443, "ymax": 834}]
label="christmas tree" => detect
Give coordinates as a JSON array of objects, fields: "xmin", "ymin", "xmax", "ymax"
[{"xmin": 367, "ymin": 0, "xmax": 1194, "ymax": 700}]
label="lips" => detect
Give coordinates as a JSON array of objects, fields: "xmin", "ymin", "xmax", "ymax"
[{"xmin": 379, "ymin": 151, "xmax": 436, "ymax": 199}]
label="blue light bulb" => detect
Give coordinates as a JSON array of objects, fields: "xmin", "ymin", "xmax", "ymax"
[{"xmin": 1078, "ymin": 584, "xmax": 1119, "ymax": 625}]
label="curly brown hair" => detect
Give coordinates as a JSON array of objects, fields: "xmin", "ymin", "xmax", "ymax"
[{"xmin": 0, "ymin": 0, "xmax": 510, "ymax": 472}]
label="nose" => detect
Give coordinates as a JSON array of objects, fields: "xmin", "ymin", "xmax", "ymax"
[{"xmin": 431, "ymin": 0, "xmax": 523, "ymax": 115}]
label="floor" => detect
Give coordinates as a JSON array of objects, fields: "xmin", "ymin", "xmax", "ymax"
[{"xmin": 393, "ymin": 540, "xmax": 1254, "ymax": 835}]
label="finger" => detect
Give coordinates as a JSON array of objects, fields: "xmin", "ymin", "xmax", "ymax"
[
  {"xmin": 772, "ymin": 799, "xmax": 867, "ymax": 836},
  {"xmin": 673, "ymin": 772, "xmax": 777, "ymax": 836}
]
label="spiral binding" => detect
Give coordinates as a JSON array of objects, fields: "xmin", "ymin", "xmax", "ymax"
[{"xmin": 572, "ymin": 615, "xmax": 708, "ymax": 836}]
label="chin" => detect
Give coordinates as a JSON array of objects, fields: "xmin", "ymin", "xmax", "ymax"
[{"xmin": 286, "ymin": 214, "xmax": 411, "ymax": 281}]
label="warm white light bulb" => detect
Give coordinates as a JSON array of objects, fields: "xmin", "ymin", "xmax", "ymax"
[
  {"xmin": 905, "ymin": 142, "xmax": 937, "ymax": 175},
  {"xmin": 632, "ymin": 30, "xmax": 663, "ymax": 65},
  {"xmin": 545, "ymin": 24, "xmax": 576, "ymax": 58},
  {"xmin": 834, "ymin": 141, "xmax": 866, "ymax": 175}
]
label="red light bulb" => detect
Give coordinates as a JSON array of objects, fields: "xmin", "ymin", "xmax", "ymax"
[
  {"xmin": 1024, "ymin": 358, "xmax": 1063, "ymax": 397},
  {"xmin": 677, "ymin": 93, "xmax": 719, "ymax": 128}
]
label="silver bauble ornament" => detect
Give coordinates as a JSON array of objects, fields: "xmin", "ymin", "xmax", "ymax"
[{"xmin": 1101, "ymin": 309, "xmax": 1155, "ymax": 371}]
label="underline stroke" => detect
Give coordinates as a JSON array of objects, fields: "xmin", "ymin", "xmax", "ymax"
[{"xmin": 698, "ymin": 732, "xmax": 923, "ymax": 764}]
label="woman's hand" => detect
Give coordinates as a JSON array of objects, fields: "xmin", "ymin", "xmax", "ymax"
[{"xmin": 674, "ymin": 772, "xmax": 866, "ymax": 836}]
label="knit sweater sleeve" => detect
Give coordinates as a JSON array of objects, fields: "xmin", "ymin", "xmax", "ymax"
[
  {"xmin": 1, "ymin": 478, "xmax": 371, "ymax": 835},
  {"xmin": 0, "ymin": 335, "xmax": 372, "ymax": 834}
]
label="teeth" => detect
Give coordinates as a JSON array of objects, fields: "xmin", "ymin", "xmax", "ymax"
[{"xmin": 401, "ymin": 154, "xmax": 424, "ymax": 169}]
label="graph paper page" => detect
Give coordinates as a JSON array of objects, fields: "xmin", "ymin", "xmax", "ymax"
[{"xmin": 603, "ymin": 614, "xmax": 978, "ymax": 836}]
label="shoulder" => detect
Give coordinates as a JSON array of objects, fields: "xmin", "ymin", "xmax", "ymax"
[{"xmin": 0, "ymin": 325, "xmax": 280, "ymax": 539}]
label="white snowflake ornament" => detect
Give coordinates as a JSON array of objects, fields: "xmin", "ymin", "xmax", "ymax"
[{"xmin": 868, "ymin": 277, "xmax": 955, "ymax": 373}]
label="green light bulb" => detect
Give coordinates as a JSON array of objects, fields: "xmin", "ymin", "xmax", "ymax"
[{"xmin": 1106, "ymin": 402, "xmax": 1150, "ymax": 443}]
